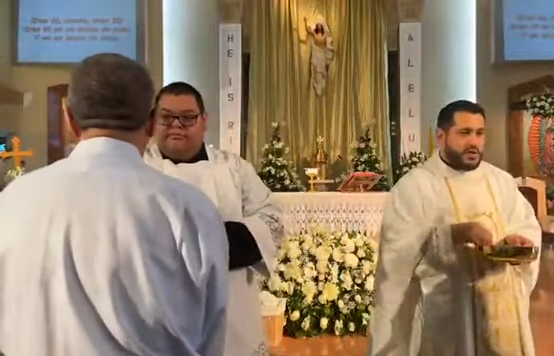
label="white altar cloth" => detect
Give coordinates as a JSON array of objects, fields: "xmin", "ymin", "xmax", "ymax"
[{"xmin": 274, "ymin": 192, "xmax": 388, "ymax": 237}]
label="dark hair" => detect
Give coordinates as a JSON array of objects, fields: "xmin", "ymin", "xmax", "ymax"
[
  {"xmin": 436, "ymin": 100, "xmax": 486, "ymax": 130},
  {"xmin": 154, "ymin": 82, "xmax": 206, "ymax": 113},
  {"xmin": 67, "ymin": 53, "xmax": 154, "ymax": 132},
  {"xmin": 315, "ymin": 23, "xmax": 325, "ymax": 35}
]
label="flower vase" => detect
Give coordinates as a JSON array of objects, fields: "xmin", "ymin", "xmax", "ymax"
[
  {"xmin": 262, "ymin": 313, "xmax": 286, "ymax": 347},
  {"xmin": 259, "ymin": 291, "xmax": 287, "ymax": 347}
]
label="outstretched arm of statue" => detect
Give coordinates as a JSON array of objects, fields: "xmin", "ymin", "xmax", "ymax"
[
  {"xmin": 304, "ymin": 17, "xmax": 313, "ymax": 35},
  {"xmin": 297, "ymin": 17, "xmax": 311, "ymax": 43}
]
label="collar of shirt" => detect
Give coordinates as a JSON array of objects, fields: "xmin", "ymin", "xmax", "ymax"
[
  {"xmin": 69, "ymin": 137, "xmax": 144, "ymax": 165},
  {"xmin": 160, "ymin": 143, "xmax": 209, "ymax": 164}
]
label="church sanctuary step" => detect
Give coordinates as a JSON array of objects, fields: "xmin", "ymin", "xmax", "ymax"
[{"xmin": 269, "ymin": 336, "xmax": 367, "ymax": 356}]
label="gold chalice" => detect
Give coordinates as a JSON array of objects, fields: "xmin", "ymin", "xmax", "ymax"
[{"xmin": 304, "ymin": 167, "xmax": 319, "ymax": 192}]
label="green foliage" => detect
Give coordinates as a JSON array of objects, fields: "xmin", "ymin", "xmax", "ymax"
[
  {"xmin": 258, "ymin": 122, "xmax": 305, "ymax": 192},
  {"xmin": 395, "ymin": 151, "xmax": 427, "ymax": 183},
  {"xmin": 348, "ymin": 128, "xmax": 389, "ymax": 191}
]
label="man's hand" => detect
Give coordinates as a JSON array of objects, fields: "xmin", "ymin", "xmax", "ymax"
[
  {"xmin": 451, "ymin": 222, "xmax": 494, "ymax": 247},
  {"xmin": 501, "ymin": 234, "xmax": 536, "ymax": 265},
  {"xmin": 502, "ymin": 234, "xmax": 534, "ymax": 247}
]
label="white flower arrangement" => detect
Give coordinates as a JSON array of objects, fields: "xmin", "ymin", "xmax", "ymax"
[
  {"xmin": 396, "ymin": 151, "xmax": 427, "ymax": 181},
  {"xmin": 4, "ymin": 166, "xmax": 25, "ymax": 184},
  {"xmin": 258, "ymin": 122, "xmax": 305, "ymax": 192},
  {"xmin": 261, "ymin": 226, "xmax": 378, "ymax": 338},
  {"xmin": 526, "ymin": 94, "xmax": 554, "ymax": 118}
]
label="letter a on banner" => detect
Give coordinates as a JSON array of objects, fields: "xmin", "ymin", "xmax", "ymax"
[{"xmin": 398, "ymin": 22, "xmax": 422, "ymax": 155}]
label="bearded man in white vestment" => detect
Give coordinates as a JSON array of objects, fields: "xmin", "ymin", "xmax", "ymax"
[
  {"xmin": 0, "ymin": 54, "xmax": 229, "ymax": 356},
  {"xmin": 369, "ymin": 100, "xmax": 542, "ymax": 356},
  {"xmin": 144, "ymin": 82, "xmax": 284, "ymax": 356}
]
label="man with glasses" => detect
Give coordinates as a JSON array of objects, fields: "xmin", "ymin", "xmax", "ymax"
[{"xmin": 144, "ymin": 82, "xmax": 283, "ymax": 356}]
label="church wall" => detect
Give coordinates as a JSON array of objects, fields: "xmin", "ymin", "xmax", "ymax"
[
  {"xmin": 0, "ymin": 0, "xmax": 18, "ymax": 133},
  {"xmin": 476, "ymin": 0, "xmax": 554, "ymax": 170},
  {"xmin": 0, "ymin": 0, "xmax": 11, "ymax": 83},
  {"xmin": 5, "ymin": 0, "xmax": 546, "ymax": 171},
  {"xmin": 0, "ymin": 0, "xmax": 163, "ymax": 169}
]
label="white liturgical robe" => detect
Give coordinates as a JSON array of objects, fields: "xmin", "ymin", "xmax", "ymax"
[
  {"xmin": 369, "ymin": 153, "xmax": 541, "ymax": 356},
  {"xmin": 144, "ymin": 143, "xmax": 284, "ymax": 356},
  {"xmin": 0, "ymin": 138, "xmax": 229, "ymax": 356}
]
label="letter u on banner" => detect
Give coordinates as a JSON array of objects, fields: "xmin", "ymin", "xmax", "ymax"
[
  {"xmin": 398, "ymin": 22, "xmax": 422, "ymax": 155},
  {"xmin": 218, "ymin": 24, "xmax": 242, "ymax": 154}
]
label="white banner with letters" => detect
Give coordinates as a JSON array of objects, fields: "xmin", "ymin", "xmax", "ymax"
[
  {"xmin": 219, "ymin": 24, "xmax": 242, "ymax": 154},
  {"xmin": 399, "ymin": 22, "xmax": 422, "ymax": 155}
]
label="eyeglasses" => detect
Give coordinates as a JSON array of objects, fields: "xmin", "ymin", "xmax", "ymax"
[{"xmin": 157, "ymin": 111, "xmax": 201, "ymax": 128}]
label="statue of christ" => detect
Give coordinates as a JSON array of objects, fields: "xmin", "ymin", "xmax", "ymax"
[{"xmin": 304, "ymin": 16, "xmax": 335, "ymax": 96}]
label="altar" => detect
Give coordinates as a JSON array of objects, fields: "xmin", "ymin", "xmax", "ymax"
[{"xmin": 274, "ymin": 192, "xmax": 388, "ymax": 238}]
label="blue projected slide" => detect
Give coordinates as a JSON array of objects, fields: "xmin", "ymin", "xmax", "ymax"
[
  {"xmin": 17, "ymin": 0, "xmax": 138, "ymax": 63},
  {"xmin": 503, "ymin": 0, "xmax": 554, "ymax": 61}
]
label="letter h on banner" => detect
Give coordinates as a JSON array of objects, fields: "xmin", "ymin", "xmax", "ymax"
[{"xmin": 219, "ymin": 24, "xmax": 242, "ymax": 155}]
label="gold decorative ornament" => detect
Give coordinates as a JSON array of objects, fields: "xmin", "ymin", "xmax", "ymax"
[{"xmin": 314, "ymin": 135, "xmax": 328, "ymax": 180}]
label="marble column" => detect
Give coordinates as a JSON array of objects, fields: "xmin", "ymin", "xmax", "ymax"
[
  {"xmin": 420, "ymin": 0, "xmax": 477, "ymax": 145},
  {"xmin": 162, "ymin": 0, "xmax": 220, "ymax": 146}
]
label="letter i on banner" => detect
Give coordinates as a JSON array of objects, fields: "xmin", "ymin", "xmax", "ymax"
[
  {"xmin": 219, "ymin": 24, "xmax": 242, "ymax": 154},
  {"xmin": 398, "ymin": 22, "xmax": 422, "ymax": 156}
]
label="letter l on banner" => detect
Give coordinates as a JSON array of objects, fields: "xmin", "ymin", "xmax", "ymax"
[{"xmin": 399, "ymin": 22, "xmax": 422, "ymax": 155}]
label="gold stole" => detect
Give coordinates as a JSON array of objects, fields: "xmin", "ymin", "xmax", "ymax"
[{"xmin": 445, "ymin": 177, "xmax": 524, "ymax": 356}]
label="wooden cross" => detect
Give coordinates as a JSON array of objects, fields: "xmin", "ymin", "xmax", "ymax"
[{"xmin": 0, "ymin": 136, "xmax": 33, "ymax": 168}]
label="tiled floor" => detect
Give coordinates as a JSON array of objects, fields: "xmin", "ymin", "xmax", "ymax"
[{"xmin": 270, "ymin": 243, "xmax": 554, "ymax": 356}]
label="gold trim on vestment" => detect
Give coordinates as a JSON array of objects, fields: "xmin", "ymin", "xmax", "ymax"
[{"xmin": 444, "ymin": 177, "xmax": 525, "ymax": 356}]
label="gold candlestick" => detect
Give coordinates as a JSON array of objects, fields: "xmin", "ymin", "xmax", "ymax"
[{"xmin": 314, "ymin": 135, "xmax": 328, "ymax": 180}]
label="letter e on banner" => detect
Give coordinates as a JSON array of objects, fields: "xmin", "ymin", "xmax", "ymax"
[
  {"xmin": 399, "ymin": 22, "xmax": 422, "ymax": 155},
  {"xmin": 219, "ymin": 24, "xmax": 242, "ymax": 154}
]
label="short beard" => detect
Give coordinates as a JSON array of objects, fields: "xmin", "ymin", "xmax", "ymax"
[{"xmin": 443, "ymin": 144, "xmax": 483, "ymax": 171}]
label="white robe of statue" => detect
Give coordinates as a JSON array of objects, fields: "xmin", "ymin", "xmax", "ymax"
[
  {"xmin": 0, "ymin": 138, "xmax": 229, "ymax": 356},
  {"xmin": 369, "ymin": 153, "xmax": 541, "ymax": 356},
  {"xmin": 144, "ymin": 144, "xmax": 284, "ymax": 356}
]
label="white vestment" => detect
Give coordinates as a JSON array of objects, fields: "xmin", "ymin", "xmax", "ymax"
[
  {"xmin": 0, "ymin": 138, "xmax": 229, "ymax": 356},
  {"xmin": 369, "ymin": 153, "xmax": 542, "ymax": 356},
  {"xmin": 144, "ymin": 144, "xmax": 284, "ymax": 356}
]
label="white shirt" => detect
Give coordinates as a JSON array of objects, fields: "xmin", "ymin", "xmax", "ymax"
[{"xmin": 0, "ymin": 137, "xmax": 229, "ymax": 356}]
